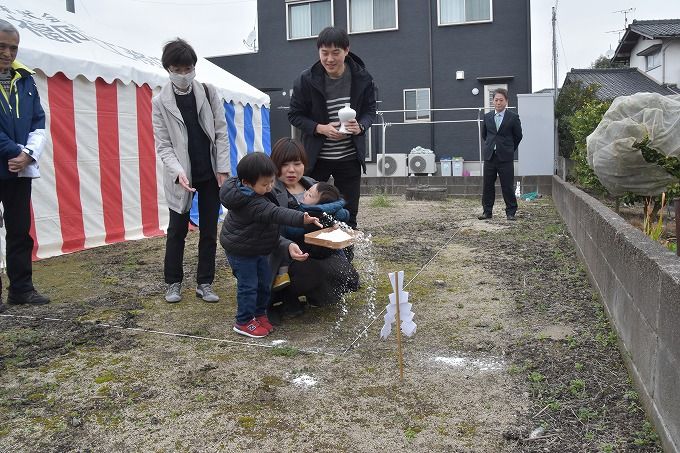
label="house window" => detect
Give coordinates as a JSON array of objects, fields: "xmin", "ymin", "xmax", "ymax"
[
  {"xmin": 348, "ymin": 0, "xmax": 397, "ymax": 33},
  {"xmin": 439, "ymin": 0, "xmax": 492, "ymax": 25},
  {"xmin": 646, "ymin": 51, "xmax": 661, "ymax": 71},
  {"xmin": 403, "ymin": 88, "xmax": 431, "ymax": 122},
  {"xmin": 287, "ymin": 0, "xmax": 333, "ymax": 40}
]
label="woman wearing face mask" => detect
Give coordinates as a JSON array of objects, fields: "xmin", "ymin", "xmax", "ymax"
[{"xmin": 152, "ymin": 38, "xmax": 230, "ymax": 304}]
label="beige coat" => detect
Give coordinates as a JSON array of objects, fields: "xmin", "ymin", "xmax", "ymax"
[{"xmin": 152, "ymin": 80, "xmax": 230, "ymax": 213}]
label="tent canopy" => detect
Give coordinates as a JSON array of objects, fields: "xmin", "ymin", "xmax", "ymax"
[
  {"xmin": 0, "ymin": 0, "xmax": 271, "ymax": 262},
  {"xmin": 1, "ymin": 0, "xmax": 269, "ymax": 107}
]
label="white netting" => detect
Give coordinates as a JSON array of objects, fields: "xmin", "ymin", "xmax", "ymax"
[{"xmin": 586, "ymin": 93, "xmax": 680, "ymax": 196}]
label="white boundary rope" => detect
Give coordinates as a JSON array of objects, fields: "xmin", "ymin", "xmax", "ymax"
[
  {"xmin": 0, "ymin": 313, "xmax": 336, "ymax": 356},
  {"xmin": 341, "ymin": 222, "xmax": 467, "ymax": 354},
  {"xmin": 0, "ymin": 221, "xmax": 471, "ymax": 358}
]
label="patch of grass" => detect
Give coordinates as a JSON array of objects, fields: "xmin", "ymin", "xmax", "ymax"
[
  {"xmin": 370, "ymin": 236, "xmax": 395, "ymax": 247},
  {"xmin": 566, "ymin": 335, "xmax": 579, "ymax": 349},
  {"xmin": 595, "ymin": 330, "xmax": 618, "ymax": 348},
  {"xmin": 633, "ymin": 421, "xmax": 660, "ymax": 446},
  {"xmin": 238, "ymin": 416, "xmax": 256, "ymax": 430},
  {"xmin": 33, "ymin": 416, "xmax": 67, "ymax": 432},
  {"xmin": 574, "ymin": 362, "xmax": 584, "ymax": 371},
  {"xmin": 456, "ymin": 420, "xmax": 477, "ymax": 438},
  {"xmin": 261, "ymin": 375, "xmax": 285, "ymax": 387},
  {"xmin": 97, "ymin": 384, "xmax": 111, "ymax": 396},
  {"xmin": 370, "ymin": 194, "xmax": 393, "ymax": 208},
  {"xmin": 27, "ymin": 392, "xmax": 47, "ymax": 402},
  {"xmin": 270, "ymin": 346, "xmax": 299, "ymax": 358},
  {"xmin": 624, "ymin": 390, "xmax": 641, "ymax": 414},
  {"xmin": 358, "ymin": 386, "xmax": 388, "ymax": 397},
  {"xmin": 94, "ymin": 370, "xmax": 116, "ymax": 384},
  {"xmin": 569, "ymin": 379, "xmax": 586, "ymax": 397},
  {"xmin": 544, "ymin": 224, "xmax": 563, "ymax": 236},
  {"xmin": 599, "ymin": 442, "xmax": 615, "ymax": 452},
  {"xmin": 528, "ymin": 371, "xmax": 545, "ymax": 383},
  {"xmin": 404, "ymin": 426, "xmax": 422, "ymax": 440},
  {"xmin": 101, "ymin": 276, "xmax": 120, "ymax": 285},
  {"xmin": 2, "ymin": 327, "xmax": 43, "ymax": 347},
  {"xmin": 544, "ymin": 398, "xmax": 561, "ymax": 411},
  {"xmin": 577, "ymin": 407, "xmax": 598, "ymax": 422},
  {"xmin": 507, "ymin": 364, "xmax": 522, "ymax": 375},
  {"xmin": 93, "ymin": 412, "xmax": 122, "ymax": 428}
]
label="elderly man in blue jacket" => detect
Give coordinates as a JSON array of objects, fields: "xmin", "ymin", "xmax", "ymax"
[{"xmin": 0, "ymin": 20, "xmax": 50, "ymax": 308}]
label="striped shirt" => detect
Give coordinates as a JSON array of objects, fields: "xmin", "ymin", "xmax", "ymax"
[{"xmin": 319, "ymin": 70, "xmax": 355, "ymax": 161}]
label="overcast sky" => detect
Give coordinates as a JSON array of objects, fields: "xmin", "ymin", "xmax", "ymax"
[
  {"xmin": 531, "ymin": 0, "xmax": 679, "ymax": 90},
  {"xmin": 71, "ymin": 0, "xmax": 678, "ymax": 92}
]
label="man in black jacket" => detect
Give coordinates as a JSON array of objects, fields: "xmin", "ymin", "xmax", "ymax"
[
  {"xmin": 288, "ymin": 26, "xmax": 376, "ymax": 229},
  {"xmin": 479, "ymin": 88, "xmax": 523, "ymax": 221}
]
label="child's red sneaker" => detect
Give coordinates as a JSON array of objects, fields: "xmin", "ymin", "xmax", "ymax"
[
  {"xmin": 233, "ymin": 319, "xmax": 269, "ymax": 338},
  {"xmin": 255, "ymin": 315, "xmax": 274, "ymax": 333}
]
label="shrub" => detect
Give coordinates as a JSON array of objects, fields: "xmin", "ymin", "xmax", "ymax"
[
  {"xmin": 568, "ymin": 100, "xmax": 611, "ymax": 193},
  {"xmin": 555, "ymin": 81, "xmax": 600, "ymax": 158}
]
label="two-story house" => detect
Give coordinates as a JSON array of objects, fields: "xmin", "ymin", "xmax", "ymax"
[
  {"xmin": 612, "ymin": 19, "xmax": 680, "ymax": 88},
  {"xmin": 209, "ymin": 0, "xmax": 531, "ymax": 168}
]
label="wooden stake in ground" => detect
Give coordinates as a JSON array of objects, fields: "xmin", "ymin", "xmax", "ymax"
[
  {"xmin": 380, "ymin": 271, "xmax": 417, "ymax": 381},
  {"xmin": 394, "ymin": 274, "xmax": 404, "ymax": 380}
]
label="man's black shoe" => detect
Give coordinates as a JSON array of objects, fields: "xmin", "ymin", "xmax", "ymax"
[
  {"xmin": 7, "ymin": 289, "xmax": 50, "ymax": 306},
  {"xmin": 477, "ymin": 213, "xmax": 492, "ymax": 220},
  {"xmin": 507, "ymin": 214, "xmax": 517, "ymax": 221},
  {"xmin": 0, "ymin": 303, "xmax": 6, "ymax": 313}
]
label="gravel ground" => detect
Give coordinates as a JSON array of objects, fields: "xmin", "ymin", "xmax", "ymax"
[{"xmin": 0, "ymin": 196, "xmax": 662, "ymax": 452}]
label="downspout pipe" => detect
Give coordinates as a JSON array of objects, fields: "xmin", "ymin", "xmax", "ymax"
[{"xmin": 428, "ymin": 0, "xmax": 434, "ymax": 150}]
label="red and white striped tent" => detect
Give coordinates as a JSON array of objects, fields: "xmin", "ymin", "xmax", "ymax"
[{"xmin": 0, "ymin": 1, "xmax": 270, "ymax": 264}]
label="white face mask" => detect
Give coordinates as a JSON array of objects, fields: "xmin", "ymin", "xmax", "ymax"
[{"xmin": 169, "ymin": 69, "xmax": 195, "ymax": 89}]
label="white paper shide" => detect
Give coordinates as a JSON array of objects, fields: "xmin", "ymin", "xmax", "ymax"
[{"xmin": 380, "ymin": 271, "xmax": 417, "ymax": 339}]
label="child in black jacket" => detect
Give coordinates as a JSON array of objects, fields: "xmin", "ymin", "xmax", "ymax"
[{"xmin": 219, "ymin": 152, "xmax": 320, "ymax": 338}]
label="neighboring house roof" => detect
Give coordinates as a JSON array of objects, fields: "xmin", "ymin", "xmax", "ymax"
[
  {"xmin": 562, "ymin": 68, "xmax": 678, "ymax": 100},
  {"xmin": 534, "ymin": 88, "xmax": 556, "ymax": 95},
  {"xmin": 613, "ymin": 19, "xmax": 680, "ymax": 62}
]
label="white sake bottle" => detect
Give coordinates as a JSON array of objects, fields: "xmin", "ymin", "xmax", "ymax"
[{"xmin": 337, "ymin": 103, "xmax": 356, "ymax": 134}]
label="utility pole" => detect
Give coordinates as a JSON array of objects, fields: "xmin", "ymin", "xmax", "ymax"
[
  {"xmin": 66, "ymin": 0, "xmax": 75, "ymax": 13},
  {"xmin": 552, "ymin": 6, "xmax": 558, "ymax": 104}
]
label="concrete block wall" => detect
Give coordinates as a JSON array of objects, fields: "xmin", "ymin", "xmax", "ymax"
[
  {"xmin": 360, "ymin": 175, "xmax": 553, "ymax": 197},
  {"xmin": 552, "ymin": 176, "xmax": 680, "ymax": 453}
]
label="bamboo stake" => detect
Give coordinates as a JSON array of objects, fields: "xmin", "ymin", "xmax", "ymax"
[{"xmin": 394, "ymin": 272, "xmax": 404, "ymax": 381}]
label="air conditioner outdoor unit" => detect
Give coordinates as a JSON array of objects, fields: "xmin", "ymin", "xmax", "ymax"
[
  {"xmin": 376, "ymin": 154, "xmax": 408, "ymax": 177},
  {"xmin": 408, "ymin": 153, "xmax": 436, "ymax": 175}
]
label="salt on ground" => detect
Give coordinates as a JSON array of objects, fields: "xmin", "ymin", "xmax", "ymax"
[
  {"xmin": 292, "ymin": 374, "xmax": 318, "ymax": 388},
  {"xmin": 316, "ymin": 229, "xmax": 353, "ymax": 242},
  {"xmin": 433, "ymin": 356, "xmax": 504, "ymax": 372}
]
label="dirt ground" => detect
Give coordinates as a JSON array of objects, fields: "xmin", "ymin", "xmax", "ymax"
[{"xmin": 0, "ymin": 196, "xmax": 663, "ymax": 452}]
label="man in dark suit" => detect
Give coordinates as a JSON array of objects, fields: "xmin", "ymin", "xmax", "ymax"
[{"xmin": 478, "ymin": 88, "xmax": 523, "ymax": 221}]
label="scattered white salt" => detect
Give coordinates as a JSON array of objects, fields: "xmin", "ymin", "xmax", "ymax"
[
  {"xmin": 316, "ymin": 229, "xmax": 353, "ymax": 242},
  {"xmin": 292, "ymin": 374, "xmax": 317, "ymax": 388},
  {"xmin": 433, "ymin": 356, "xmax": 504, "ymax": 372}
]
